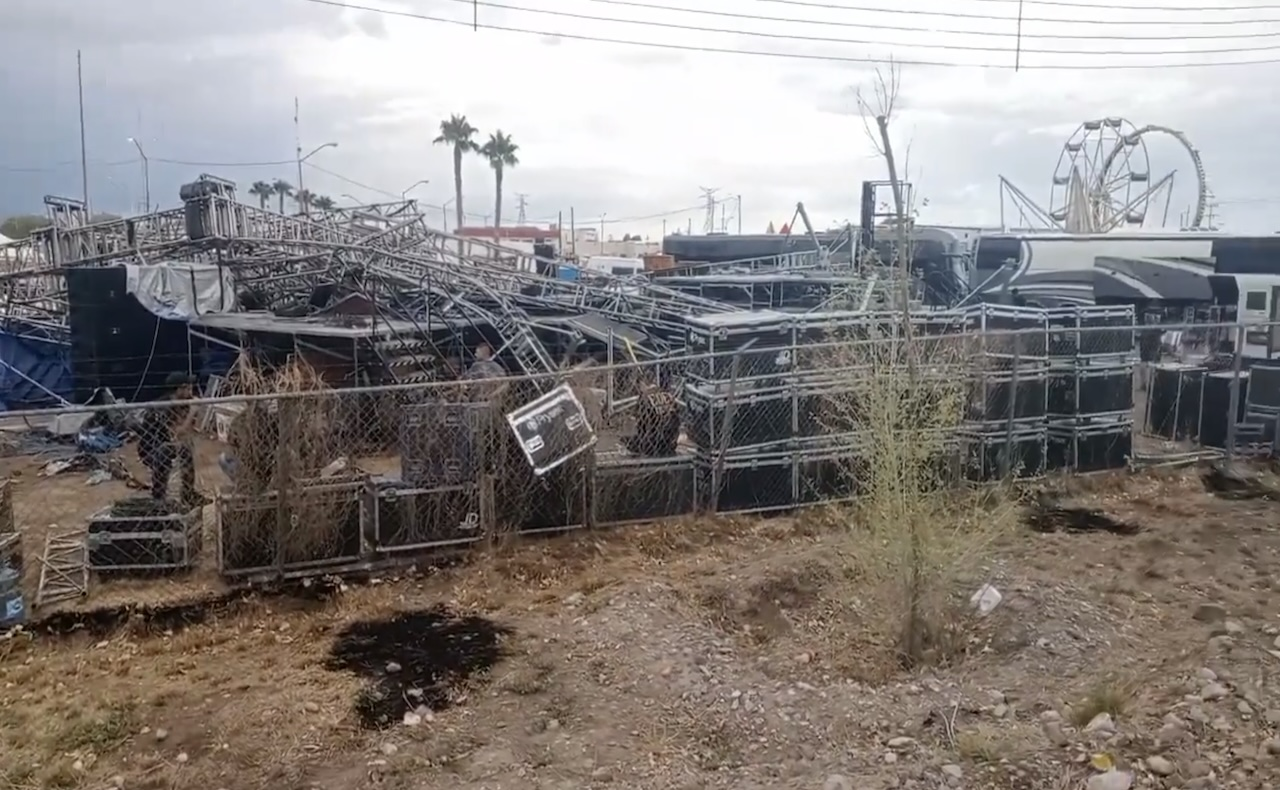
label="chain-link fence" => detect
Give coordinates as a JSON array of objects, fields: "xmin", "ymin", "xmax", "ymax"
[{"xmin": 2, "ymin": 314, "xmax": 1279, "ymax": 590}]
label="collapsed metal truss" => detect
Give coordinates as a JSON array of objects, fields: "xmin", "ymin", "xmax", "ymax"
[{"xmin": 0, "ymin": 178, "xmax": 913, "ymax": 384}]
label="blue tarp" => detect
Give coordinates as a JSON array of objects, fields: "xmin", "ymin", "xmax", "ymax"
[{"xmin": 0, "ymin": 322, "xmax": 73, "ymax": 411}]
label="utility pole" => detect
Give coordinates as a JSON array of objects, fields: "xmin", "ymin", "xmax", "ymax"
[
  {"xmin": 570, "ymin": 207, "xmax": 577, "ymax": 258},
  {"xmin": 77, "ymin": 50, "xmax": 90, "ymax": 215},
  {"xmin": 294, "ymin": 97, "xmax": 303, "ymax": 209},
  {"xmin": 516, "ymin": 193, "xmax": 529, "ymax": 224},
  {"xmin": 128, "ymin": 137, "xmax": 150, "ymax": 214},
  {"xmin": 720, "ymin": 202, "xmax": 727, "ymax": 234},
  {"xmin": 599, "ymin": 213, "xmax": 606, "ymax": 254},
  {"xmin": 699, "ymin": 186, "xmax": 719, "ymax": 234},
  {"xmin": 737, "ymin": 195, "xmax": 743, "ymax": 234}
]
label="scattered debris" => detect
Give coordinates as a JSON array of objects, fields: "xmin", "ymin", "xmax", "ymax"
[
  {"xmin": 325, "ymin": 606, "xmax": 512, "ymax": 729},
  {"xmin": 1201, "ymin": 465, "xmax": 1278, "ymax": 500},
  {"xmin": 970, "ymin": 583, "xmax": 1003, "ymax": 616}
]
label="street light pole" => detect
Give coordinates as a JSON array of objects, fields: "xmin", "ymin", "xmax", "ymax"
[
  {"xmin": 401, "ymin": 179, "xmax": 430, "ymax": 200},
  {"xmin": 295, "ymin": 141, "xmax": 338, "ymax": 215},
  {"xmin": 441, "ymin": 197, "xmax": 455, "ymax": 232},
  {"xmin": 127, "ymin": 137, "xmax": 150, "ymax": 214}
]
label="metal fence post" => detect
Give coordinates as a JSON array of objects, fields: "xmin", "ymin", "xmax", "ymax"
[
  {"xmin": 710, "ymin": 356, "xmax": 741, "ymax": 514},
  {"xmin": 1224, "ymin": 322, "xmax": 1246, "ymax": 467},
  {"xmin": 1000, "ymin": 331, "xmax": 1021, "ymax": 480}
]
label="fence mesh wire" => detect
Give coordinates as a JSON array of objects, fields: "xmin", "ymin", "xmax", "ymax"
[{"xmin": 3, "ymin": 318, "xmax": 1274, "ymax": 582}]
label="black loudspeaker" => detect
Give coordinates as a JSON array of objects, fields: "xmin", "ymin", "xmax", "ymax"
[
  {"xmin": 1147, "ymin": 364, "xmax": 1205, "ymax": 440},
  {"xmin": 65, "ymin": 267, "xmax": 191, "ymax": 403},
  {"xmin": 184, "ymin": 200, "xmax": 208, "ymax": 240},
  {"xmin": 1200, "ymin": 371, "xmax": 1250, "ymax": 450},
  {"xmin": 1246, "ymin": 363, "xmax": 1280, "ymax": 410},
  {"xmin": 399, "ymin": 401, "xmax": 489, "ymax": 487}
]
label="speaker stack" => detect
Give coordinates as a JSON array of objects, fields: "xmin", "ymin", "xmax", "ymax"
[
  {"xmin": 960, "ymin": 305, "xmax": 1048, "ymax": 481},
  {"xmin": 684, "ymin": 311, "xmax": 800, "ymax": 513},
  {"xmin": 1045, "ymin": 305, "xmax": 1136, "ymax": 473}
]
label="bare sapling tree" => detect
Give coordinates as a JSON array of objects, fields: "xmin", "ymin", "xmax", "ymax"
[{"xmin": 815, "ymin": 61, "xmax": 1019, "ymax": 670}]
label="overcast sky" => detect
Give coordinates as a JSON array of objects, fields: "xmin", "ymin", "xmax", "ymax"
[{"xmin": 2, "ymin": 0, "xmax": 1278, "ymax": 238}]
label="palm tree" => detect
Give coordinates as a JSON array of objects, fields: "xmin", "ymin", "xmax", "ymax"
[
  {"xmin": 271, "ymin": 179, "xmax": 293, "ymax": 214},
  {"xmin": 249, "ymin": 181, "xmax": 273, "ymax": 209},
  {"xmin": 295, "ymin": 188, "xmax": 315, "ymax": 215},
  {"xmin": 479, "ymin": 131, "xmax": 520, "ymax": 232},
  {"xmin": 433, "ymin": 114, "xmax": 480, "ymax": 231},
  {"xmin": 312, "ymin": 195, "xmax": 336, "ymax": 212}
]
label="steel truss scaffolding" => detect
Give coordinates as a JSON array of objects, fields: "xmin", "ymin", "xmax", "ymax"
[{"xmin": 0, "ymin": 178, "xmax": 744, "ymax": 380}]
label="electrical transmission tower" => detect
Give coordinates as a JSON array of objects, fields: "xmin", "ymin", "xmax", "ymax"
[
  {"xmin": 699, "ymin": 186, "xmax": 719, "ymax": 234},
  {"xmin": 515, "ymin": 193, "xmax": 529, "ymax": 224}
]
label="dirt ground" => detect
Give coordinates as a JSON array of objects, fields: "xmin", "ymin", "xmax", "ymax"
[{"xmin": 3, "ymin": 460, "xmax": 1280, "ymax": 790}]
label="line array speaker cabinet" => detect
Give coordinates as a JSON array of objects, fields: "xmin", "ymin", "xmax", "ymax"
[
  {"xmin": 1047, "ymin": 419, "xmax": 1132, "ymax": 473},
  {"xmin": 1048, "ymin": 364, "xmax": 1134, "ymax": 418},
  {"xmin": 399, "ymin": 401, "xmax": 491, "ymax": 486},
  {"xmin": 369, "ymin": 480, "xmax": 484, "ymax": 551},
  {"xmin": 698, "ymin": 452, "xmax": 797, "ymax": 513},
  {"xmin": 961, "ymin": 427, "xmax": 1046, "ymax": 482},
  {"xmin": 87, "ymin": 499, "xmax": 202, "ymax": 573},
  {"xmin": 593, "ymin": 455, "xmax": 696, "ymax": 525},
  {"xmin": 965, "ymin": 304, "xmax": 1049, "ymax": 360},
  {"xmin": 1147, "ymin": 363, "xmax": 1206, "ymax": 440},
  {"xmin": 1246, "ymin": 362, "xmax": 1280, "ymax": 410},
  {"xmin": 1046, "ymin": 305, "xmax": 1136, "ymax": 358},
  {"xmin": 685, "ymin": 383, "xmax": 798, "ymax": 453},
  {"xmin": 217, "ymin": 480, "xmax": 364, "ymax": 577},
  {"xmin": 1200, "ymin": 371, "xmax": 1251, "ymax": 450},
  {"xmin": 968, "ymin": 368, "xmax": 1049, "ymax": 425}
]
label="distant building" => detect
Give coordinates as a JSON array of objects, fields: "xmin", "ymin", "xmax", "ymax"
[
  {"xmin": 455, "ymin": 225, "xmax": 560, "ymax": 244},
  {"xmin": 454, "ymin": 224, "xmax": 660, "ymax": 258}
]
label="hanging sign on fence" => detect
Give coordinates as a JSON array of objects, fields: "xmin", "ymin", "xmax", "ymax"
[{"xmin": 506, "ymin": 383, "xmax": 597, "ymax": 476}]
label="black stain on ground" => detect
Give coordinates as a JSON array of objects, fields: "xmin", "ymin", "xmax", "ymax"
[{"xmin": 325, "ymin": 605, "xmax": 512, "ymax": 729}]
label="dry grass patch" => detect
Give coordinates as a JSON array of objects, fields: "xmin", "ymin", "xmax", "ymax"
[
  {"xmin": 954, "ymin": 724, "xmax": 1034, "ymax": 764},
  {"xmin": 1070, "ymin": 675, "xmax": 1139, "ymax": 727}
]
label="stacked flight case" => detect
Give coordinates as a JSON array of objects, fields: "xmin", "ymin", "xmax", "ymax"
[
  {"xmin": 959, "ymin": 304, "xmax": 1049, "ymax": 481},
  {"xmin": 1045, "ymin": 305, "xmax": 1136, "ymax": 472}
]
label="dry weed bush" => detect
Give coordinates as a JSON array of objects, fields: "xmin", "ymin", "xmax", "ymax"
[
  {"xmin": 815, "ymin": 319, "xmax": 1020, "ymax": 668},
  {"xmin": 222, "ymin": 354, "xmax": 357, "ymax": 565}
]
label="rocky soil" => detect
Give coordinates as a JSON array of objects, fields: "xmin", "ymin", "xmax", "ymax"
[{"xmin": 3, "ymin": 468, "xmax": 1280, "ymax": 790}]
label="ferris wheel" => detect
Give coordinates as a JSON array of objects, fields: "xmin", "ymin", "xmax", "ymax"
[{"xmin": 1046, "ymin": 117, "xmax": 1209, "ymax": 232}]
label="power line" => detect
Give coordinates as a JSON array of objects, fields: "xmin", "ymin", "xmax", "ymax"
[
  {"xmin": 292, "ymin": 0, "xmax": 1280, "ymax": 68},
  {"xmin": 0, "ymin": 158, "xmax": 137, "ymax": 173},
  {"xmin": 0, "ymin": 155, "xmax": 306, "ymax": 174},
  {"xmin": 305, "ymin": 163, "xmax": 700, "ymax": 229},
  {"xmin": 152, "ymin": 156, "xmax": 299, "ymax": 167},
  {"xmin": 567, "ymin": 0, "xmax": 1280, "ymax": 41},
  {"xmin": 749, "ymin": 0, "xmax": 1280, "ymax": 24},
  {"xmin": 526, "ymin": 204, "xmax": 706, "ymax": 226},
  {"xmin": 433, "ymin": 0, "xmax": 1280, "ymax": 56},
  {"xmin": 304, "ymin": 161, "xmax": 489, "ymax": 218}
]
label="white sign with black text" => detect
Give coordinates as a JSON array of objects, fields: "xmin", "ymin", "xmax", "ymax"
[{"xmin": 505, "ymin": 383, "xmax": 597, "ymax": 476}]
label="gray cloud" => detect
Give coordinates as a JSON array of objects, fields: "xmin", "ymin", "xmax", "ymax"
[
  {"xmin": 1, "ymin": 1, "xmax": 1277, "ymax": 237},
  {"xmin": 2, "ymin": 0, "xmax": 347, "ymax": 47}
]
